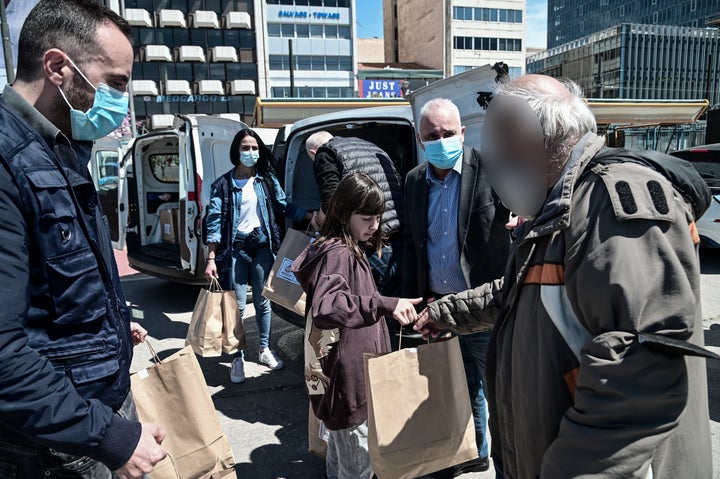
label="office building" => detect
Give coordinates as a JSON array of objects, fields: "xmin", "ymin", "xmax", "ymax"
[
  {"xmin": 547, "ymin": 0, "xmax": 719, "ymax": 49},
  {"xmin": 526, "ymin": 23, "xmax": 720, "ymax": 105},
  {"xmin": 383, "ymin": 0, "xmax": 526, "ymax": 78},
  {"xmin": 118, "ymin": 1, "xmax": 258, "ymax": 124},
  {"xmin": 259, "ymin": 0, "xmax": 358, "ymax": 98}
]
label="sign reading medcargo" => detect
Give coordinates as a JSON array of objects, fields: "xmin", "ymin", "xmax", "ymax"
[{"xmin": 358, "ymin": 80, "xmax": 403, "ymax": 98}]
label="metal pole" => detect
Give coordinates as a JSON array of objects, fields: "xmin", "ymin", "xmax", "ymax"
[
  {"xmin": 288, "ymin": 39, "xmax": 295, "ymax": 97},
  {"xmin": 0, "ymin": 0, "xmax": 16, "ymax": 84}
]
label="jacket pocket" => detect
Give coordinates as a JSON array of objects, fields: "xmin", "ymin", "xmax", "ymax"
[
  {"xmin": 24, "ymin": 168, "xmax": 76, "ymax": 220},
  {"xmin": 43, "ymin": 342, "xmax": 120, "ymax": 386},
  {"xmin": 46, "ymin": 248, "xmax": 107, "ymax": 325}
]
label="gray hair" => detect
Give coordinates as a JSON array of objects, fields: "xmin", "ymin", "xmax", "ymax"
[
  {"xmin": 419, "ymin": 98, "xmax": 461, "ymax": 124},
  {"xmin": 494, "ymin": 77, "xmax": 596, "ymax": 150},
  {"xmin": 305, "ymin": 131, "xmax": 334, "ymax": 154}
]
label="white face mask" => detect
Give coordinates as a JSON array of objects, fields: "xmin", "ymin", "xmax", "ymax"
[{"xmin": 481, "ymin": 95, "xmax": 549, "ymax": 219}]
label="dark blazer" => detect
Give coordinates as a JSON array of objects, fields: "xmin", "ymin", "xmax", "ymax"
[{"xmin": 402, "ymin": 146, "xmax": 511, "ymax": 297}]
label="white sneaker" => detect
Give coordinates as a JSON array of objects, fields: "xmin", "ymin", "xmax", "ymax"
[
  {"xmin": 259, "ymin": 348, "xmax": 284, "ymax": 370},
  {"xmin": 229, "ymin": 357, "xmax": 246, "ymax": 383}
]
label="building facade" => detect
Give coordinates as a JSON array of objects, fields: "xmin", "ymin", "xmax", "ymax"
[
  {"xmin": 547, "ymin": 0, "xmax": 719, "ymax": 49},
  {"xmin": 383, "ymin": 0, "xmax": 526, "ymax": 78},
  {"xmin": 526, "ymin": 23, "xmax": 720, "ymax": 105},
  {"xmin": 258, "ymin": 0, "xmax": 357, "ymax": 99},
  {"xmin": 120, "ymin": 0, "xmax": 259, "ymax": 124}
]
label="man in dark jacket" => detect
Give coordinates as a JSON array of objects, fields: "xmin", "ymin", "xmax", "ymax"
[
  {"xmin": 306, "ymin": 132, "xmax": 405, "ymax": 297},
  {"xmin": 403, "ymin": 98, "xmax": 511, "ymax": 476},
  {"xmin": 0, "ymin": 1, "xmax": 165, "ymax": 477}
]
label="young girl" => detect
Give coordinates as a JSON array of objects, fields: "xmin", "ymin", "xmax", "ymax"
[
  {"xmin": 205, "ymin": 128, "xmax": 314, "ymax": 383},
  {"xmin": 292, "ymin": 173, "xmax": 421, "ymax": 479}
]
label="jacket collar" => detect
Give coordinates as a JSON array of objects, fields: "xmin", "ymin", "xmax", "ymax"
[{"xmin": 520, "ymin": 133, "xmax": 606, "ymax": 240}]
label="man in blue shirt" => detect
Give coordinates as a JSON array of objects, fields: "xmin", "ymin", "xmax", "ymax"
[{"xmin": 403, "ymin": 98, "xmax": 511, "ymax": 476}]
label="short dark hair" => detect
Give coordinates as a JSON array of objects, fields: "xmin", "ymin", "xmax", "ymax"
[
  {"xmin": 229, "ymin": 128, "xmax": 278, "ymax": 177},
  {"xmin": 15, "ymin": 0, "xmax": 133, "ymax": 82}
]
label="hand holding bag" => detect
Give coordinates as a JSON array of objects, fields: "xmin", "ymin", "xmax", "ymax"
[
  {"xmin": 364, "ymin": 335, "xmax": 478, "ymax": 479},
  {"xmin": 186, "ymin": 278, "xmax": 246, "ymax": 357}
]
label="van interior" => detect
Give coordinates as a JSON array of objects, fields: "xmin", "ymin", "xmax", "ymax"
[
  {"xmin": 124, "ymin": 132, "xmax": 184, "ymax": 270},
  {"xmin": 281, "ymin": 120, "xmax": 418, "ymax": 215}
]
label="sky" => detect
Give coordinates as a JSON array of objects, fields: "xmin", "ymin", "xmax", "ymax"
[{"xmin": 356, "ymin": 0, "xmax": 549, "ymax": 49}]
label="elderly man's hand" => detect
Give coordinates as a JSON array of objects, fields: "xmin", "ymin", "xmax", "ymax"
[{"xmin": 414, "ymin": 308, "xmax": 443, "ymax": 340}]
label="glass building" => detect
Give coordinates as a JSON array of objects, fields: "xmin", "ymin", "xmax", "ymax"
[
  {"xmin": 526, "ymin": 23, "xmax": 720, "ymax": 105},
  {"xmin": 261, "ymin": 0, "xmax": 357, "ymax": 98},
  {"xmin": 547, "ymin": 0, "xmax": 719, "ymax": 49},
  {"xmin": 121, "ymin": 0, "xmax": 258, "ymax": 125}
]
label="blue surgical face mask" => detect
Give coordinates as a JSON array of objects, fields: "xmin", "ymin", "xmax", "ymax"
[
  {"xmin": 423, "ymin": 136, "xmax": 463, "ymax": 170},
  {"xmin": 239, "ymin": 150, "xmax": 259, "ymax": 167},
  {"xmin": 57, "ymin": 56, "xmax": 129, "ymax": 141}
]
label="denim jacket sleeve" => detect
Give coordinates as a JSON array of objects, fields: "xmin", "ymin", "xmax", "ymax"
[
  {"xmin": 205, "ymin": 182, "xmax": 223, "ymax": 244},
  {"xmin": 267, "ymin": 174, "xmax": 307, "ymax": 223}
]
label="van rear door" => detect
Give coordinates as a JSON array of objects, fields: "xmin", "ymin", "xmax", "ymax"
[
  {"xmin": 175, "ymin": 115, "xmax": 248, "ymax": 275},
  {"xmin": 90, "ymin": 136, "xmax": 127, "ymax": 250}
]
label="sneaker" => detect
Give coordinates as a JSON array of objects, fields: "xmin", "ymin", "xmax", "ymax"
[
  {"xmin": 453, "ymin": 457, "xmax": 490, "ymax": 476},
  {"xmin": 229, "ymin": 357, "xmax": 246, "ymax": 384},
  {"xmin": 259, "ymin": 348, "xmax": 284, "ymax": 370}
]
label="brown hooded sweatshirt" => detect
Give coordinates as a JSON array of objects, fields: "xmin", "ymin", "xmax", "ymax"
[{"xmin": 292, "ymin": 238, "xmax": 396, "ymax": 430}]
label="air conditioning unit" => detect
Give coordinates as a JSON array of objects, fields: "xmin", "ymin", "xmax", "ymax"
[
  {"xmin": 223, "ymin": 11, "xmax": 251, "ymax": 29},
  {"xmin": 228, "ymin": 79, "xmax": 256, "ymax": 95},
  {"xmin": 211, "ymin": 46, "xmax": 238, "ymax": 62},
  {"xmin": 176, "ymin": 45, "xmax": 206, "ymax": 62},
  {"xmin": 144, "ymin": 45, "xmax": 173, "ymax": 62},
  {"xmin": 130, "ymin": 80, "xmax": 158, "ymax": 96},
  {"xmin": 150, "ymin": 114, "xmax": 175, "ymax": 130},
  {"xmin": 197, "ymin": 80, "xmax": 225, "ymax": 95},
  {"xmin": 165, "ymin": 80, "xmax": 192, "ymax": 96},
  {"xmin": 158, "ymin": 9, "xmax": 186, "ymax": 28},
  {"xmin": 125, "ymin": 8, "xmax": 153, "ymax": 27},
  {"xmin": 190, "ymin": 10, "xmax": 220, "ymax": 28}
]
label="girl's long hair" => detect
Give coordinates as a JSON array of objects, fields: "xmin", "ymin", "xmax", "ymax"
[
  {"xmin": 314, "ymin": 172, "xmax": 385, "ymax": 260},
  {"xmin": 229, "ymin": 128, "xmax": 277, "ymax": 178}
]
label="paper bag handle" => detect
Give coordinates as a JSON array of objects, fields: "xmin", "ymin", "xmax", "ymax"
[
  {"xmin": 145, "ymin": 339, "xmax": 162, "ymax": 365},
  {"xmin": 208, "ymin": 277, "xmax": 223, "ymax": 292},
  {"xmin": 398, "ymin": 326, "xmax": 430, "ymax": 350}
]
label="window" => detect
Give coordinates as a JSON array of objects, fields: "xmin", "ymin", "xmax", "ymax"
[
  {"xmin": 311, "ymin": 56, "xmax": 324, "ymax": 70},
  {"xmin": 498, "ymin": 38, "xmax": 507, "ymax": 50},
  {"xmin": 325, "ymin": 55, "xmax": 339, "ymax": 71},
  {"xmin": 269, "ymin": 54, "xmax": 285, "ymax": 70},
  {"xmin": 96, "ymin": 151, "xmax": 119, "ymax": 191},
  {"xmin": 490, "ymin": 38, "xmax": 497, "ymax": 50},
  {"xmin": 339, "ymin": 56, "xmax": 352, "ymax": 70},
  {"xmin": 150, "ymin": 154, "xmax": 180, "ymax": 183},
  {"xmin": 296, "ymin": 24, "xmax": 309, "ymax": 37},
  {"xmin": 338, "ymin": 26, "xmax": 351, "ymax": 39},
  {"xmin": 499, "ymin": 9, "xmax": 507, "ymax": 22},
  {"xmin": 489, "ymin": 9, "xmax": 498, "ymax": 21},
  {"xmin": 310, "ymin": 25, "xmax": 323, "ymax": 38},
  {"xmin": 268, "ymin": 24, "xmax": 280, "ymax": 37},
  {"xmin": 325, "ymin": 25, "xmax": 338, "ymax": 38},
  {"xmin": 578, "ymin": 5, "xmax": 583, "ymax": 16},
  {"xmin": 281, "ymin": 24, "xmax": 294, "ymax": 37},
  {"xmin": 514, "ymin": 10, "xmax": 522, "ymax": 23},
  {"xmin": 297, "ymin": 55, "xmax": 312, "ymax": 70}
]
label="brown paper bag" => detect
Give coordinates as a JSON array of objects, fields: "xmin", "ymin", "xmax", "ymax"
[
  {"xmin": 187, "ymin": 278, "xmax": 246, "ymax": 357},
  {"xmin": 364, "ymin": 337, "xmax": 478, "ymax": 479},
  {"xmin": 308, "ymin": 403, "xmax": 328, "ymax": 459},
  {"xmin": 131, "ymin": 344, "xmax": 236, "ymax": 479},
  {"xmin": 262, "ymin": 229, "xmax": 313, "ymax": 316}
]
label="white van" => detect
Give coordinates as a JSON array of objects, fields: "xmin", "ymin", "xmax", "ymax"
[{"xmin": 92, "ymin": 115, "xmax": 250, "ymax": 283}]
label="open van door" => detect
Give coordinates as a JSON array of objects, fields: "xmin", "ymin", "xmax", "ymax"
[
  {"xmin": 90, "ymin": 136, "xmax": 128, "ymax": 250},
  {"xmin": 175, "ymin": 115, "xmax": 248, "ymax": 275},
  {"xmin": 406, "ymin": 63, "xmax": 503, "ymax": 154}
]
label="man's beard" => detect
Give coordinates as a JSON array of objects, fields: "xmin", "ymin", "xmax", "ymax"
[{"xmin": 53, "ymin": 73, "xmax": 94, "ymax": 138}]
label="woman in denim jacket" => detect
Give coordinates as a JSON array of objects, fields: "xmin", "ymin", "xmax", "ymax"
[{"xmin": 205, "ymin": 128, "xmax": 314, "ymax": 383}]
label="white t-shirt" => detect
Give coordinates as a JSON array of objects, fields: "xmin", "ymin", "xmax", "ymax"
[{"xmin": 233, "ymin": 176, "xmax": 262, "ymax": 234}]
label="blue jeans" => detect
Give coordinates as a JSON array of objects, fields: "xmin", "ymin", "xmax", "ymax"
[
  {"xmin": 459, "ymin": 331, "xmax": 491, "ymax": 460},
  {"xmin": 230, "ymin": 244, "xmax": 274, "ymax": 354}
]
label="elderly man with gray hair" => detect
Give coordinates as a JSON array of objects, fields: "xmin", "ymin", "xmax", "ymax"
[{"xmin": 414, "ymin": 74, "xmax": 714, "ymax": 478}]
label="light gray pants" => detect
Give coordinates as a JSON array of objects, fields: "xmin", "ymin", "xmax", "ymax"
[{"xmin": 325, "ymin": 421, "xmax": 373, "ymax": 479}]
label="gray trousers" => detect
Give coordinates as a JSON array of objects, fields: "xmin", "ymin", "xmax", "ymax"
[
  {"xmin": 325, "ymin": 420, "xmax": 373, "ymax": 479},
  {"xmin": 0, "ymin": 393, "xmax": 142, "ymax": 479}
]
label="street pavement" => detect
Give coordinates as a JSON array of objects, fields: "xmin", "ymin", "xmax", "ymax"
[{"xmin": 117, "ymin": 248, "xmax": 720, "ymax": 479}]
